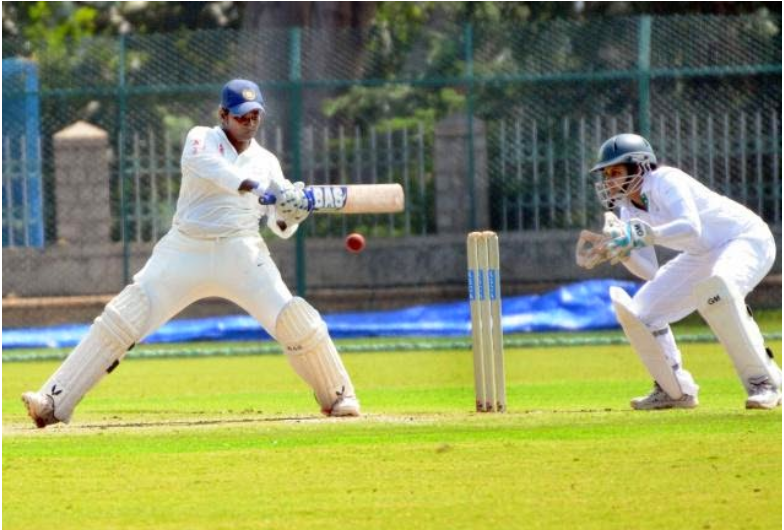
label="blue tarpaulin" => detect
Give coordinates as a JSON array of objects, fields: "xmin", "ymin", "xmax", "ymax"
[{"xmin": 2, "ymin": 279, "xmax": 639, "ymax": 350}]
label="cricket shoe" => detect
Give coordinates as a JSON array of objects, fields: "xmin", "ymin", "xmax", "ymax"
[
  {"xmin": 327, "ymin": 395, "xmax": 361, "ymax": 417},
  {"xmin": 745, "ymin": 379, "xmax": 782, "ymax": 410},
  {"xmin": 630, "ymin": 383, "xmax": 698, "ymax": 410},
  {"xmin": 21, "ymin": 391, "xmax": 60, "ymax": 428}
]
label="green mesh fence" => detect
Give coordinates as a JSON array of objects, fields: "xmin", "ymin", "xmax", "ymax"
[{"xmin": 2, "ymin": 14, "xmax": 781, "ymax": 318}]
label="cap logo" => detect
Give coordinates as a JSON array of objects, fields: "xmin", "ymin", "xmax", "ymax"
[{"xmin": 242, "ymin": 88, "xmax": 256, "ymax": 101}]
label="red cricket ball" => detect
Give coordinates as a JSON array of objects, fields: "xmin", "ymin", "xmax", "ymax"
[{"xmin": 345, "ymin": 232, "xmax": 366, "ymax": 253}]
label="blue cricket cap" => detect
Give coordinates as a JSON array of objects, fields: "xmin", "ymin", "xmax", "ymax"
[{"xmin": 221, "ymin": 79, "xmax": 265, "ymax": 116}]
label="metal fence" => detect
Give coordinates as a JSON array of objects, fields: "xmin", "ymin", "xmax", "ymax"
[
  {"xmin": 113, "ymin": 110, "xmax": 783, "ymax": 240},
  {"xmin": 489, "ymin": 109, "xmax": 782, "ymax": 231},
  {"xmin": 2, "ymin": 14, "xmax": 781, "ymax": 303},
  {"xmin": 3, "ymin": 136, "xmax": 44, "ymax": 247},
  {"xmin": 112, "ymin": 123, "xmax": 431, "ymax": 243}
]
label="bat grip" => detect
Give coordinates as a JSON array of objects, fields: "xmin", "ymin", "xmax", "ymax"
[
  {"xmin": 258, "ymin": 193, "xmax": 277, "ymax": 206},
  {"xmin": 257, "ymin": 189, "xmax": 315, "ymax": 212},
  {"xmin": 304, "ymin": 188, "xmax": 315, "ymax": 211}
]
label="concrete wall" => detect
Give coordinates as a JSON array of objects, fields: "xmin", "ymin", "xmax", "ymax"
[
  {"xmin": 53, "ymin": 122, "xmax": 112, "ymax": 245},
  {"xmin": 434, "ymin": 114, "xmax": 488, "ymax": 233},
  {"xmin": 5, "ymin": 227, "xmax": 781, "ymax": 298}
]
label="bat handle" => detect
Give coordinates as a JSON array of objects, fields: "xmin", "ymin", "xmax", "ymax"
[
  {"xmin": 304, "ymin": 188, "xmax": 315, "ymax": 211},
  {"xmin": 257, "ymin": 189, "xmax": 315, "ymax": 212},
  {"xmin": 258, "ymin": 193, "xmax": 277, "ymax": 206}
]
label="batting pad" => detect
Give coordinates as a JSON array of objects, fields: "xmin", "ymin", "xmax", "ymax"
[
  {"xmin": 41, "ymin": 284, "xmax": 150, "ymax": 422},
  {"xmin": 694, "ymin": 275, "xmax": 782, "ymax": 393},
  {"xmin": 610, "ymin": 287, "xmax": 685, "ymax": 399},
  {"xmin": 275, "ymin": 297, "xmax": 356, "ymax": 413}
]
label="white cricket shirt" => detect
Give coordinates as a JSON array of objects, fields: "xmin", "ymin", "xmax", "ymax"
[
  {"xmin": 619, "ymin": 166, "xmax": 769, "ymax": 254},
  {"xmin": 173, "ymin": 126, "xmax": 285, "ymax": 238}
]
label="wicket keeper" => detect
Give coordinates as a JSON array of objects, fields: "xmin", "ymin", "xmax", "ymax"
[{"xmin": 577, "ymin": 133, "xmax": 781, "ymax": 410}]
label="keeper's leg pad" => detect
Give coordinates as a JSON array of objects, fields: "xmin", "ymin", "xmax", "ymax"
[
  {"xmin": 610, "ymin": 287, "xmax": 685, "ymax": 399},
  {"xmin": 694, "ymin": 275, "xmax": 782, "ymax": 393},
  {"xmin": 39, "ymin": 284, "xmax": 150, "ymax": 422},
  {"xmin": 275, "ymin": 297, "xmax": 357, "ymax": 414}
]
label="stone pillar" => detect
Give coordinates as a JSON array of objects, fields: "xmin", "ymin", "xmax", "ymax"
[
  {"xmin": 53, "ymin": 121, "xmax": 111, "ymax": 245},
  {"xmin": 434, "ymin": 114, "xmax": 488, "ymax": 234}
]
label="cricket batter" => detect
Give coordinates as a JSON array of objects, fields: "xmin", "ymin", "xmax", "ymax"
[
  {"xmin": 576, "ymin": 133, "xmax": 781, "ymax": 410},
  {"xmin": 22, "ymin": 79, "xmax": 360, "ymax": 428}
]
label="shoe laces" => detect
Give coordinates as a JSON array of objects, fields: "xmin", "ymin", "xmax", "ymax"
[
  {"xmin": 648, "ymin": 383, "xmax": 669, "ymax": 400},
  {"xmin": 748, "ymin": 378, "xmax": 775, "ymax": 396}
]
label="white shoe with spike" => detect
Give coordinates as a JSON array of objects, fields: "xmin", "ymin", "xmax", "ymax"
[
  {"xmin": 631, "ymin": 383, "xmax": 698, "ymax": 410},
  {"xmin": 327, "ymin": 395, "xmax": 361, "ymax": 417},
  {"xmin": 745, "ymin": 379, "xmax": 782, "ymax": 410},
  {"xmin": 21, "ymin": 391, "xmax": 60, "ymax": 428}
]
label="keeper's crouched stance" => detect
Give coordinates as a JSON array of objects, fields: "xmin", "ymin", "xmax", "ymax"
[
  {"xmin": 22, "ymin": 79, "xmax": 359, "ymax": 428},
  {"xmin": 576, "ymin": 133, "xmax": 781, "ymax": 410}
]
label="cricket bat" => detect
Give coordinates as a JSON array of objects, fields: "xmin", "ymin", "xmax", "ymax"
[{"xmin": 259, "ymin": 183, "xmax": 405, "ymax": 214}]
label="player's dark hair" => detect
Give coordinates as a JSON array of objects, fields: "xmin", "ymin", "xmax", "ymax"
[
  {"xmin": 625, "ymin": 162, "xmax": 657, "ymax": 175},
  {"xmin": 218, "ymin": 106, "xmax": 229, "ymax": 127}
]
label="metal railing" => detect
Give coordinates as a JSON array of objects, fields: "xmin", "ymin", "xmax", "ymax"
[
  {"xmin": 116, "ymin": 123, "xmax": 432, "ymax": 242},
  {"xmin": 114, "ymin": 107, "xmax": 781, "ymax": 242},
  {"xmin": 489, "ymin": 109, "xmax": 782, "ymax": 231},
  {"xmin": 299, "ymin": 123, "xmax": 431, "ymax": 238},
  {"xmin": 5, "ymin": 109, "xmax": 780, "ymax": 248},
  {"xmin": 2, "ymin": 136, "xmax": 44, "ymax": 247}
]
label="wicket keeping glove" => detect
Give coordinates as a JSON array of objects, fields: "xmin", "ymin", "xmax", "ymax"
[
  {"xmin": 575, "ymin": 230, "xmax": 610, "ymax": 270},
  {"xmin": 603, "ymin": 216, "xmax": 654, "ymax": 263}
]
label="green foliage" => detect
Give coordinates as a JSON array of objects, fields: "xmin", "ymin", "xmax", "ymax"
[
  {"xmin": 321, "ymin": 4, "xmax": 781, "ymax": 129},
  {"xmin": 3, "ymin": 1, "xmax": 241, "ymax": 40},
  {"xmin": 22, "ymin": 2, "xmax": 98, "ymax": 43},
  {"xmin": 9, "ymin": 3, "xmax": 103, "ymax": 88},
  {"xmin": 322, "ymin": 84, "xmax": 465, "ymax": 127},
  {"xmin": 161, "ymin": 112, "xmax": 196, "ymax": 142},
  {"xmin": 319, "ymin": 1, "xmax": 590, "ymax": 124}
]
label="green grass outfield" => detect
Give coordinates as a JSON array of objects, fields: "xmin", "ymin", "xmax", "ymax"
[{"xmin": 3, "ymin": 313, "xmax": 781, "ymax": 529}]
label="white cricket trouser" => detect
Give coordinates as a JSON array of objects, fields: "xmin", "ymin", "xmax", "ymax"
[
  {"xmin": 633, "ymin": 227, "xmax": 776, "ymax": 329},
  {"xmin": 630, "ymin": 227, "xmax": 776, "ymax": 395},
  {"xmin": 134, "ymin": 228, "xmax": 293, "ymax": 340}
]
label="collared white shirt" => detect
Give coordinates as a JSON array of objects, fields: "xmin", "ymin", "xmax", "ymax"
[{"xmin": 173, "ymin": 126, "xmax": 287, "ymax": 238}]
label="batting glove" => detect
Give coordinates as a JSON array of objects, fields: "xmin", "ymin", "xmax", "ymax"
[{"xmin": 274, "ymin": 181, "xmax": 313, "ymax": 225}]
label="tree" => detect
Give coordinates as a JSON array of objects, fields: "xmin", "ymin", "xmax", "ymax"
[
  {"xmin": 2, "ymin": 1, "xmax": 242, "ymax": 40},
  {"xmin": 240, "ymin": 2, "xmax": 377, "ymax": 130},
  {"xmin": 320, "ymin": 1, "xmax": 781, "ymax": 126}
]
